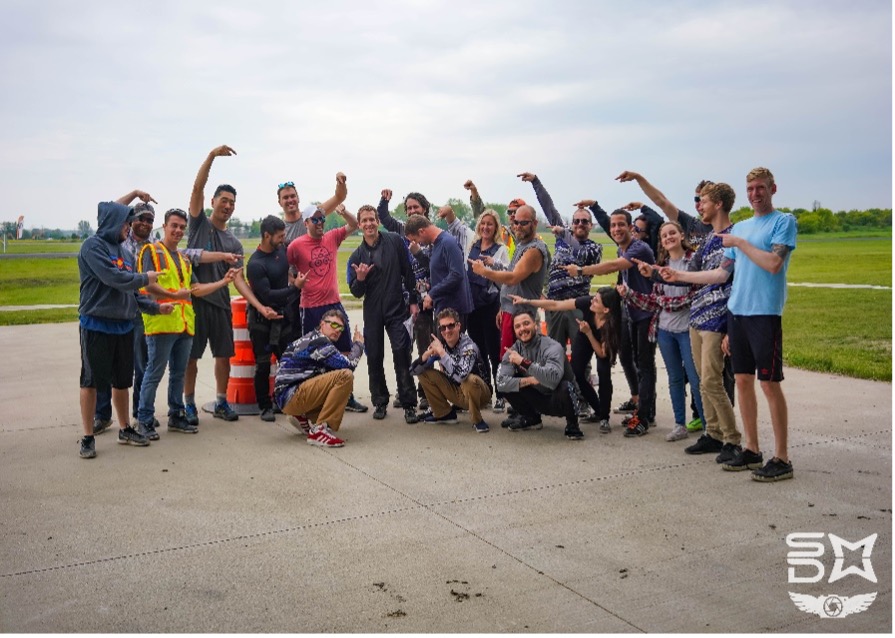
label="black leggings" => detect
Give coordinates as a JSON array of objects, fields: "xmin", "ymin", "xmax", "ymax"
[
  {"xmin": 570, "ymin": 333, "xmax": 613, "ymax": 420},
  {"xmin": 467, "ymin": 300, "xmax": 501, "ymax": 386}
]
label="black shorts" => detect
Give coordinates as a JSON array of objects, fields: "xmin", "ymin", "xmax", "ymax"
[
  {"xmin": 80, "ymin": 326, "xmax": 134, "ymax": 389},
  {"xmin": 727, "ymin": 313, "xmax": 784, "ymax": 382},
  {"xmin": 191, "ymin": 300, "xmax": 235, "ymax": 359}
]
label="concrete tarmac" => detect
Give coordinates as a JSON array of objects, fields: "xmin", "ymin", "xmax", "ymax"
[{"xmin": 0, "ymin": 313, "xmax": 890, "ymax": 633}]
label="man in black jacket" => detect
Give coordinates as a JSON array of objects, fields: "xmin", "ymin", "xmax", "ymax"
[{"xmin": 347, "ymin": 205, "xmax": 420, "ymax": 423}]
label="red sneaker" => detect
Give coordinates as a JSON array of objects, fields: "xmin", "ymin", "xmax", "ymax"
[
  {"xmin": 288, "ymin": 414, "xmax": 311, "ymax": 435},
  {"xmin": 307, "ymin": 424, "xmax": 345, "ymax": 448}
]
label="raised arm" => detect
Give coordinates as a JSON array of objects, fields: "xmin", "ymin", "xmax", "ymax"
[
  {"xmin": 189, "ymin": 145, "xmax": 236, "ymax": 218},
  {"xmin": 116, "ymin": 190, "xmax": 158, "ymax": 207},
  {"xmin": 519, "ymin": 172, "xmax": 563, "ymax": 227},
  {"xmin": 318, "ymin": 172, "xmax": 348, "ymax": 214},
  {"xmin": 576, "ymin": 200, "xmax": 612, "ymax": 238},
  {"xmin": 615, "ymin": 170, "xmax": 679, "ymax": 221},
  {"xmin": 377, "ymin": 188, "xmax": 404, "ymax": 234},
  {"xmin": 335, "ymin": 202, "xmax": 358, "ymax": 234},
  {"xmin": 464, "ymin": 180, "xmax": 485, "ymax": 217}
]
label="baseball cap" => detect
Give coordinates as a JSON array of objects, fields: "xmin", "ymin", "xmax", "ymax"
[
  {"xmin": 302, "ymin": 204, "xmax": 324, "ymax": 219},
  {"xmin": 133, "ymin": 202, "xmax": 156, "ymax": 220}
]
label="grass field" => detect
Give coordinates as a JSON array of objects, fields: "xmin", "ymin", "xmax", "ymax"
[{"xmin": 1, "ymin": 231, "xmax": 891, "ymax": 380}]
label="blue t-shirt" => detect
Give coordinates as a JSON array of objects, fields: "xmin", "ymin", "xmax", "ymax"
[{"xmin": 724, "ymin": 210, "xmax": 797, "ymax": 316}]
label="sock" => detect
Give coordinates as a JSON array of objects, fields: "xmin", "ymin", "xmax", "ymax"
[
  {"xmin": 216, "ymin": 393, "xmax": 226, "ymax": 404},
  {"xmin": 185, "ymin": 394, "xmax": 195, "ymax": 406}
]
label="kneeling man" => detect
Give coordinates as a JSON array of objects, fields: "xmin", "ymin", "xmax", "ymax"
[
  {"xmin": 274, "ymin": 309, "xmax": 365, "ymax": 448},
  {"xmin": 411, "ymin": 308, "xmax": 492, "ymax": 433},
  {"xmin": 496, "ymin": 309, "xmax": 584, "ymax": 440}
]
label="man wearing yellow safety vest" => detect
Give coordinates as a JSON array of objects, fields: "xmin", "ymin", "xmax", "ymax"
[{"xmin": 136, "ymin": 208, "xmax": 242, "ymax": 438}]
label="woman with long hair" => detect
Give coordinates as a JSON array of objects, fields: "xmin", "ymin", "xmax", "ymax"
[
  {"xmin": 619, "ymin": 220, "xmax": 704, "ymax": 442},
  {"xmin": 508, "ymin": 286, "xmax": 622, "ymax": 432},
  {"xmin": 465, "ymin": 209, "xmax": 510, "ymax": 407}
]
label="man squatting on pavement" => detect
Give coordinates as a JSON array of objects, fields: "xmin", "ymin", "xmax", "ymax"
[
  {"xmin": 660, "ymin": 167, "xmax": 797, "ymax": 483},
  {"xmin": 274, "ymin": 309, "xmax": 366, "ymax": 448},
  {"xmin": 411, "ymin": 308, "xmax": 493, "ymax": 433}
]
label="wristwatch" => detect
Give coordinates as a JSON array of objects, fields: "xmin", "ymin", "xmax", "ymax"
[{"xmin": 577, "ymin": 266, "xmax": 584, "ymax": 276}]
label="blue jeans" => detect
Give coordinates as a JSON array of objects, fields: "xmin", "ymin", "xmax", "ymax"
[
  {"xmin": 657, "ymin": 328, "xmax": 704, "ymax": 426},
  {"xmin": 138, "ymin": 332, "xmax": 193, "ymax": 425},
  {"xmin": 95, "ymin": 319, "xmax": 147, "ymax": 421}
]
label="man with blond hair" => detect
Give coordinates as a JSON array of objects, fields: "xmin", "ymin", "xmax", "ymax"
[{"xmin": 660, "ymin": 167, "xmax": 797, "ymax": 482}]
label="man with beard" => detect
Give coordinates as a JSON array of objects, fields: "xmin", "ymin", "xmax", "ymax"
[
  {"xmin": 246, "ymin": 215, "xmax": 303, "ymax": 422},
  {"xmin": 347, "ymin": 205, "xmax": 419, "ymax": 423},
  {"xmin": 185, "ymin": 145, "xmax": 281, "ymax": 425}
]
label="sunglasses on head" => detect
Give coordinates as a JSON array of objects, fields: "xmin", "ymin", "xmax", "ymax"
[
  {"xmin": 278, "ymin": 181, "xmax": 295, "ymax": 189},
  {"xmin": 438, "ymin": 321, "xmax": 458, "ymax": 333},
  {"xmin": 326, "ymin": 321, "xmax": 345, "ymax": 331}
]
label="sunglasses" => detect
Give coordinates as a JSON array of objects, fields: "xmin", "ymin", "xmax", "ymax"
[
  {"xmin": 512, "ymin": 219, "xmax": 532, "ymax": 227},
  {"xmin": 309, "ymin": 216, "xmax": 326, "ymax": 225},
  {"xmin": 326, "ymin": 321, "xmax": 345, "ymax": 331},
  {"xmin": 632, "ymin": 226, "xmax": 645, "ymax": 234},
  {"xmin": 135, "ymin": 215, "xmax": 154, "ymax": 223},
  {"xmin": 694, "ymin": 196, "xmax": 701, "ymax": 203},
  {"xmin": 278, "ymin": 181, "xmax": 295, "ymax": 189},
  {"xmin": 571, "ymin": 219, "xmax": 591, "ymax": 225},
  {"xmin": 438, "ymin": 321, "xmax": 458, "ymax": 333}
]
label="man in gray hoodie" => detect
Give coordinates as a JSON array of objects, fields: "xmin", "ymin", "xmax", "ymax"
[{"xmin": 77, "ymin": 193, "xmax": 172, "ymax": 459}]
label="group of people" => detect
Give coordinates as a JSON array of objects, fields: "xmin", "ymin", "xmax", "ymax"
[{"xmin": 76, "ymin": 146, "xmax": 797, "ymax": 483}]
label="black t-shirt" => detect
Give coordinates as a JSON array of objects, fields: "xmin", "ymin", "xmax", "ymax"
[
  {"xmin": 245, "ymin": 245, "xmax": 298, "ymax": 312},
  {"xmin": 574, "ymin": 295, "xmax": 603, "ymax": 342}
]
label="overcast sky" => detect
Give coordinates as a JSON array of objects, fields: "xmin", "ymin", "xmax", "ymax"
[{"xmin": 1, "ymin": 0, "xmax": 891, "ymax": 230}]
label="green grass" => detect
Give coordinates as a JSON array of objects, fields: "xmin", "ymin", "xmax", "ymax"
[
  {"xmin": 2, "ymin": 240, "xmax": 84, "ymax": 254},
  {"xmin": 1, "ymin": 231, "xmax": 891, "ymax": 381}
]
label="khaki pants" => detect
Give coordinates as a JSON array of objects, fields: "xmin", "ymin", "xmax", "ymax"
[
  {"xmin": 283, "ymin": 369, "xmax": 353, "ymax": 430},
  {"xmin": 690, "ymin": 328, "xmax": 741, "ymax": 445},
  {"xmin": 418, "ymin": 369, "xmax": 491, "ymax": 424}
]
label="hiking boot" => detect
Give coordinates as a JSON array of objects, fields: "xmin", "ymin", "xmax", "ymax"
[
  {"xmin": 306, "ymin": 423, "xmax": 345, "ymax": 448},
  {"xmin": 597, "ymin": 419, "xmax": 611, "ymax": 434},
  {"xmin": 715, "ymin": 442, "xmax": 742, "ymax": 464},
  {"xmin": 118, "ymin": 426, "xmax": 149, "ymax": 447},
  {"xmin": 139, "ymin": 420, "xmax": 160, "ymax": 441},
  {"xmin": 345, "ymin": 396, "xmax": 369, "ymax": 413},
  {"xmin": 92, "ymin": 418, "xmax": 112, "ymax": 436},
  {"xmin": 473, "ymin": 420, "xmax": 490, "ymax": 434},
  {"xmin": 623, "ymin": 415, "xmax": 649, "ymax": 437},
  {"xmin": 168, "ymin": 413, "xmax": 198, "ymax": 434},
  {"xmin": 373, "ymin": 405, "xmax": 388, "ymax": 420},
  {"xmin": 492, "ymin": 397, "xmax": 506, "ymax": 413},
  {"xmin": 184, "ymin": 402, "xmax": 200, "ymax": 426},
  {"xmin": 752, "ymin": 457, "xmax": 794, "ymax": 482},
  {"xmin": 423, "ymin": 408, "xmax": 458, "ymax": 424},
  {"xmin": 722, "ymin": 448, "xmax": 764, "ymax": 472},
  {"xmin": 685, "ymin": 434, "xmax": 724, "ymax": 455},
  {"xmin": 404, "ymin": 407, "xmax": 420, "ymax": 424},
  {"xmin": 565, "ymin": 425, "xmax": 584, "ymax": 440},
  {"xmin": 259, "ymin": 407, "xmax": 276, "ymax": 422},
  {"xmin": 665, "ymin": 425, "xmax": 689, "ymax": 442},
  {"xmin": 614, "ymin": 399, "xmax": 637, "ymax": 414},
  {"xmin": 686, "ymin": 416, "xmax": 704, "ymax": 432},
  {"xmin": 79, "ymin": 436, "xmax": 96, "ymax": 459},
  {"xmin": 508, "ymin": 416, "xmax": 543, "ymax": 432},
  {"xmin": 213, "ymin": 401, "xmax": 239, "ymax": 421},
  {"xmin": 288, "ymin": 414, "xmax": 311, "ymax": 435}
]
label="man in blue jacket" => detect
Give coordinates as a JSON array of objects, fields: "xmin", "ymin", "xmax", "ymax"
[{"xmin": 77, "ymin": 194, "xmax": 173, "ymax": 459}]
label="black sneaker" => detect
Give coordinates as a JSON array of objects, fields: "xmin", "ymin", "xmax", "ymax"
[
  {"xmin": 213, "ymin": 401, "xmax": 239, "ymax": 421},
  {"xmin": 345, "ymin": 396, "xmax": 369, "ymax": 413},
  {"xmin": 168, "ymin": 413, "xmax": 198, "ymax": 434},
  {"xmin": 423, "ymin": 408, "xmax": 458, "ymax": 424},
  {"xmin": 500, "ymin": 414, "xmax": 522, "ymax": 429},
  {"xmin": 139, "ymin": 420, "xmax": 160, "ymax": 441},
  {"xmin": 715, "ymin": 442, "xmax": 742, "ymax": 464},
  {"xmin": 508, "ymin": 416, "xmax": 543, "ymax": 432},
  {"xmin": 373, "ymin": 405, "xmax": 387, "ymax": 420},
  {"xmin": 118, "ymin": 426, "xmax": 149, "ymax": 447},
  {"xmin": 613, "ymin": 399, "xmax": 637, "ymax": 414},
  {"xmin": 722, "ymin": 448, "xmax": 764, "ymax": 472},
  {"xmin": 564, "ymin": 426, "xmax": 584, "ymax": 440},
  {"xmin": 404, "ymin": 407, "xmax": 420, "ymax": 424},
  {"xmin": 259, "ymin": 407, "xmax": 276, "ymax": 422},
  {"xmin": 392, "ymin": 398, "xmax": 402, "ymax": 409},
  {"xmin": 583, "ymin": 412, "xmax": 602, "ymax": 423},
  {"xmin": 92, "ymin": 418, "xmax": 112, "ymax": 436},
  {"xmin": 79, "ymin": 436, "xmax": 96, "ymax": 459},
  {"xmin": 623, "ymin": 415, "xmax": 649, "ymax": 437},
  {"xmin": 684, "ymin": 434, "xmax": 724, "ymax": 455},
  {"xmin": 418, "ymin": 397, "xmax": 430, "ymax": 412},
  {"xmin": 752, "ymin": 457, "xmax": 794, "ymax": 482},
  {"xmin": 492, "ymin": 397, "xmax": 506, "ymax": 413}
]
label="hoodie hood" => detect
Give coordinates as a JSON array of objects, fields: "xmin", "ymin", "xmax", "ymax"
[{"xmin": 97, "ymin": 201, "xmax": 133, "ymax": 244}]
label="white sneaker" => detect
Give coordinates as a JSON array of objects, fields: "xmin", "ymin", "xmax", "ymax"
[{"xmin": 665, "ymin": 425, "xmax": 689, "ymax": 442}]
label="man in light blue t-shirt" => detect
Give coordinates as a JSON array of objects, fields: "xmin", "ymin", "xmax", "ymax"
[{"xmin": 659, "ymin": 167, "xmax": 797, "ymax": 483}]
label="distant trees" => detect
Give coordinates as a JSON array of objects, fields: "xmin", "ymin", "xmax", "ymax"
[
  {"xmin": 730, "ymin": 206, "xmax": 891, "ymax": 234},
  {"xmin": 77, "ymin": 220, "xmax": 93, "ymax": 239}
]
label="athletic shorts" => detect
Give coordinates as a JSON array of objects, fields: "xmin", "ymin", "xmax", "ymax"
[
  {"xmin": 727, "ymin": 313, "xmax": 784, "ymax": 382},
  {"xmin": 301, "ymin": 302, "xmax": 351, "ymax": 352},
  {"xmin": 191, "ymin": 300, "xmax": 235, "ymax": 359},
  {"xmin": 80, "ymin": 327, "xmax": 134, "ymax": 389}
]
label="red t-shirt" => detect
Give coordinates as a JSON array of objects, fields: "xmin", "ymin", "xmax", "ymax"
[{"xmin": 287, "ymin": 226, "xmax": 348, "ymax": 308}]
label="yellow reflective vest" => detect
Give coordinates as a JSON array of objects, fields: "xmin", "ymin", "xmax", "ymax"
[{"xmin": 138, "ymin": 242, "xmax": 195, "ymax": 336}]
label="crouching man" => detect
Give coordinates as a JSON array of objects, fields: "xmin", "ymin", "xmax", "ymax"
[
  {"xmin": 273, "ymin": 309, "xmax": 365, "ymax": 448},
  {"xmin": 411, "ymin": 308, "xmax": 492, "ymax": 433},
  {"xmin": 496, "ymin": 309, "xmax": 584, "ymax": 440}
]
